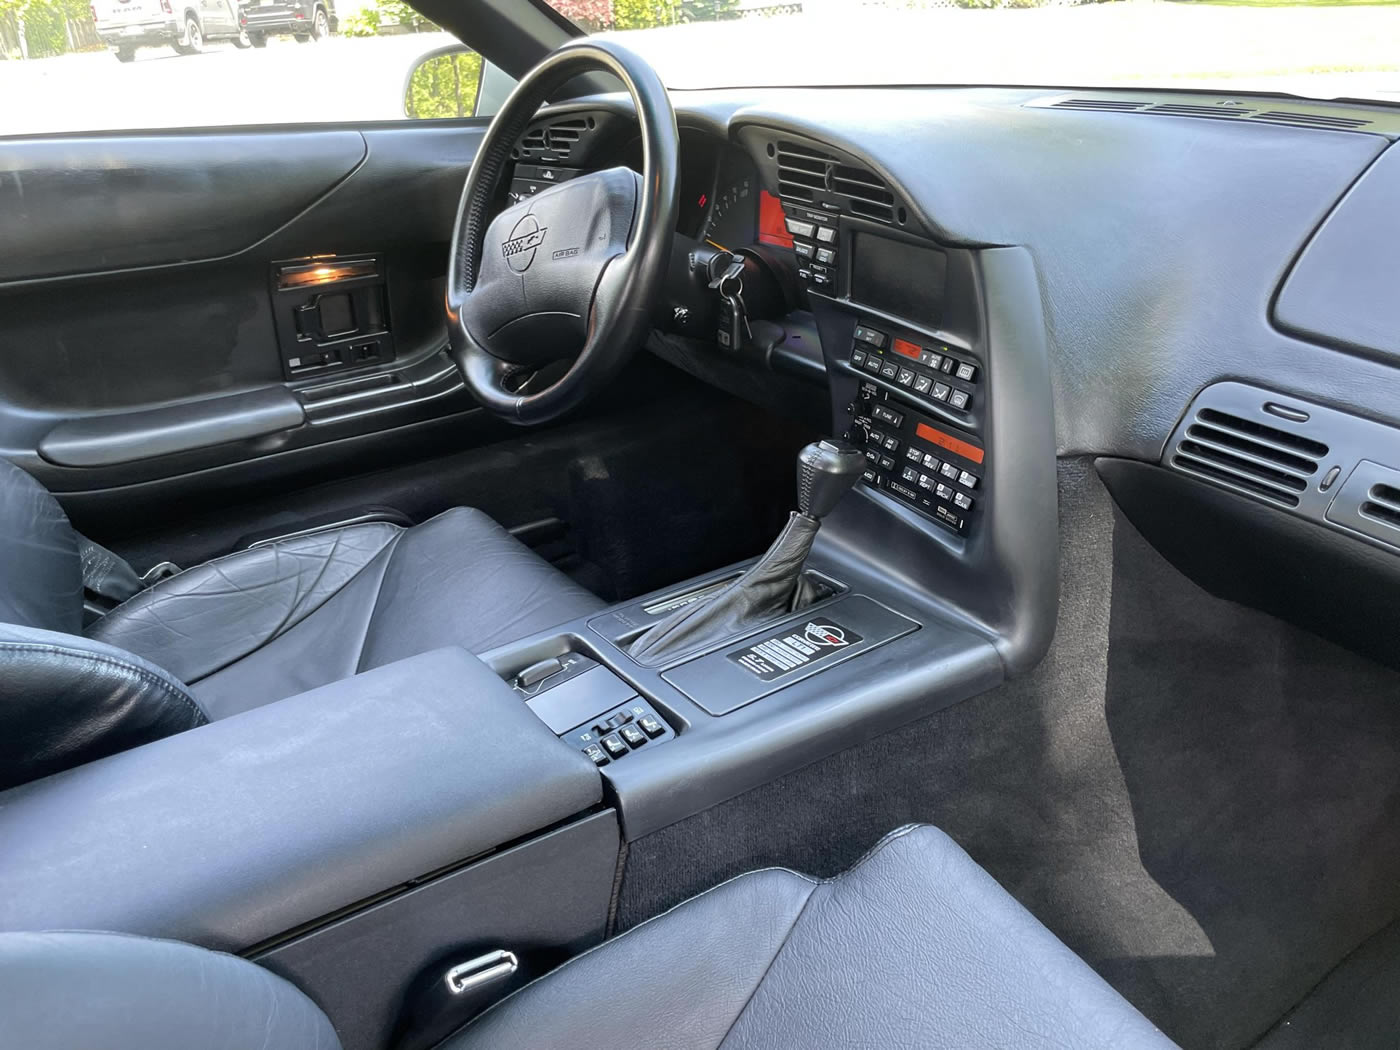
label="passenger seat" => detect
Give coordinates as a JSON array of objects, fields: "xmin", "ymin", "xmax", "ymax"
[{"xmin": 0, "ymin": 825, "xmax": 1176, "ymax": 1049}]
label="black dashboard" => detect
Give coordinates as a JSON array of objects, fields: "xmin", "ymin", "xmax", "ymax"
[{"xmin": 509, "ymin": 86, "xmax": 1400, "ymax": 673}]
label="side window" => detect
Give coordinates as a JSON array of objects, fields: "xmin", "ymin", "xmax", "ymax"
[{"xmin": 0, "ymin": 0, "xmax": 508, "ymax": 137}]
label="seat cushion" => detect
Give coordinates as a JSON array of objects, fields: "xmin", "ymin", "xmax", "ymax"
[
  {"xmin": 447, "ymin": 825, "xmax": 1177, "ymax": 1050},
  {"xmin": 89, "ymin": 508, "xmax": 604, "ymax": 719}
]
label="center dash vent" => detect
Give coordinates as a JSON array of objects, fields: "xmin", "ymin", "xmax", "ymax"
[
  {"xmin": 775, "ymin": 140, "xmax": 896, "ymax": 223},
  {"xmin": 1171, "ymin": 407, "xmax": 1328, "ymax": 508},
  {"xmin": 1251, "ymin": 110, "xmax": 1373, "ymax": 130}
]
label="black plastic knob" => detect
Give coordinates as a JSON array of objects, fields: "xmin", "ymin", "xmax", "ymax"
[{"xmin": 796, "ymin": 439, "xmax": 865, "ymax": 519}]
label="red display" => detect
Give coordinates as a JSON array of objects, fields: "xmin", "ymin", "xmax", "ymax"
[
  {"xmin": 757, "ymin": 190, "xmax": 794, "ymax": 249},
  {"xmin": 892, "ymin": 338, "xmax": 921, "ymax": 360},
  {"xmin": 916, "ymin": 422, "xmax": 985, "ymax": 465}
]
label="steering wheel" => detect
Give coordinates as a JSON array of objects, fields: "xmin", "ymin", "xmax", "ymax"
[{"xmin": 446, "ymin": 40, "xmax": 680, "ymax": 425}]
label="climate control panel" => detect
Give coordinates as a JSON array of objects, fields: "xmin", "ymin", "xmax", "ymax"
[{"xmin": 844, "ymin": 382, "xmax": 985, "ymax": 536}]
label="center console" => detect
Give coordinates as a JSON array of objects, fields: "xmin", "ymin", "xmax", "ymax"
[{"xmin": 483, "ymin": 125, "xmax": 1060, "ymax": 847}]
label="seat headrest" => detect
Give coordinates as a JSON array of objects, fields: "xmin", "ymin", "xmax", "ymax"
[{"xmin": 0, "ymin": 459, "xmax": 82, "ymax": 634}]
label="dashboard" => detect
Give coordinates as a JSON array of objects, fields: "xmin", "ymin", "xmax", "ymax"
[{"xmin": 508, "ymin": 88, "xmax": 1400, "ymax": 670}]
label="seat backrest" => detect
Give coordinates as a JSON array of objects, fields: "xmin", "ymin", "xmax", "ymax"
[
  {"xmin": 0, "ymin": 459, "xmax": 207, "ymax": 791},
  {"xmin": 0, "ymin": 458, "xmax": 83, "ymax": 633}
]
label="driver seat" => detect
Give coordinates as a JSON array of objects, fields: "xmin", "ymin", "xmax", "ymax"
[{"xmin": 0, "ymin": 458, "xmax": 603, "ymax": 789}]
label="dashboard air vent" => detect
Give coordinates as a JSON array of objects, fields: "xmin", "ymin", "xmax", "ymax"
[
  {"xmin": 518, "ymin": 116, "xmax": 589, "ymax": 161},
  {"xmin": 774, "ymin": 141, "xmax": 895, "ymax": 222},
  {"xmin": 1050, "ymin": 98, "xmax": 1149, "ymax": 112},
  {"xmin": 1252, "ymin": 110, "xmax": 1373, "ymax": 130},
  {"xmin": 1171, "ymin": 407, "xmax": 1328, "ymax": 508},
  {"xmin": 1362, "ymin": 483, "xmax": 1400, "ymax": 530}
]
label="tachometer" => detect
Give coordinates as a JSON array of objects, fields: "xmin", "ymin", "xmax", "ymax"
[{"xmin": 702, "ymin": 172, "xmax": 754, "ymax": 250}]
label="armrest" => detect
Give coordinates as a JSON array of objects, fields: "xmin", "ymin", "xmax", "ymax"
[{"xmin": 0, "ymin": 647, "xmax": 602, "ymax": 951}]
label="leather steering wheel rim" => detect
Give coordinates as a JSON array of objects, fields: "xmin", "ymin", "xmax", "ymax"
[{"xmin": 446, "ymin": 40, "xmax": 680, "ymax": 425}]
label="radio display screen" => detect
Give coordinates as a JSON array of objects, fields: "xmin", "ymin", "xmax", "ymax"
[{"xmin": 850, "ymin": 233, "xmax": 948, "ymax": 331}]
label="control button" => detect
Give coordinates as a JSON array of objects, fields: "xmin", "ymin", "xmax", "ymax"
[
  {"xmin": 896, "ymin": 368, "xmax": 915, "ymax": 387},
  {"xmin": 941, "ymin": 356, "xmax": 957, "ymax": 374},
  {"xmin": 953, "ymin": 492, "xmax": 975, "ymax": 511},
  {"xmin": 872, "ymin": 404, "xmax": 903, "ymax": 426},
  {"xmin": 864, "ymin": 447, "xmax": 880, "ymax": 463},
  {"xmin": 797, "ymin": 267, "xmax": 813, "ymax": 282},
  {"xmin": 901, "ymin": 465, "xmax": 920, "ymax": 483},
  {"xmin": 956, "ymin": 362, "xmax": 977, "ymax": 382},
  {"xmin": 619, "ymin": 724, "xmax": 647, "ymax": 748},
  {"xmin": 862, "ymin": 467, "xmax": 878, "ymax": 484},
  {"xmin": 793, "ymin": 241, "xmax": 814, "ymax": 259},
  {"xmin": 878, "ymin": 455, "xmax": 896, "ymax": 470},
  {"xmin": 582, "ymin": 743, "xmax": 610, "ymax": 767},
  {"xmin": 959, "ymin": 471, "xmax": 979, "ymax": 489},
  {"xmin": 935, "ymin": 483, "xmax": 954, "ymax": 501},
  {"xmin": 601, "ymin": 734, "xmax": 628, "ymax": 758},
  {"xmin": 879, "ymin": 361, "xmax": 898, "ymax": 379},
  {"xmin": 786, "ymin": 218, "xmax": 816, "ymax": 238},
  {"xmin": 815, "ymin": 225, "xmax": 837, "ymax": 243},
  {"xmin": 883, "ymin": 435, "xmax": 899, "ymax": 452},
  {"xmin": 932, "ymin": 382, "xmax": 951, "ymax": 402},
  {"xmin": 812, "ymin": 271, "xmax": 833, "ymax": 287},
  {"xmin": 922, "ymin": 453, "xmax": 940, "ymax": 470},
  {"xmin": 639, "ymin": 715, "xmax": 666, "ymax": 738},
  {"xmin": 869, "ymin": 429, "xmax": 885, "ymax": 446},
  {"xmin": 949, "ymin": 390, "xmax": 971, "ymax": 411},
  {"xmin": 863, "ymin": 354, "xmax": 883, "ymax": 375},
  {"xmin": 853, "ymin": 325, "xmax": 886, "ymax": 348},
  {"xmin": 905, "ymin": 446, "xmax": 923, "ymax": 462},
  {"xmin": 815, "ymin": 247, "xmax": 836, "ymax": 264},
  {"xmin": 919, "ymin": 349, "xmax": 940, "ymax": 368},
  {"xmin": 940, "ymin": 461, "xmax": 960, "ymax": 480},
  {"xmin": 912, "ymin": 374, "xmax": 932, "ymax": 394},
  {"xmin": 850, "ymin": 348, "xmax": 867, "ymax": 368},
  {"xmin": 918, "ymin": 473, "xmax": 936, "ymax": 490}
]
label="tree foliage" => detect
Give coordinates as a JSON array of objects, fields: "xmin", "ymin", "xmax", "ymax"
[{"xmin": 405, "ymin": 48, "xmax": 483, "ymax": 118}]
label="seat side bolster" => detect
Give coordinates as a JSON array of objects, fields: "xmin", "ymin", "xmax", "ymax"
[
  {"xmin": 443, "ymin": 866, "xmax": 815, "ymax": 1050},
  {"xmin": 0, "ymin": 930, "xmax": 341, "ymax": 1050},
  {"xmin": 719, "ymin": 824, "xmax": 1179, "ymax": 1050},
  {"xmin": 0, "ymin": 624, "xmax": 206, "ymax": 792},
  {"xmin": 87, "ymin": 522, "xmax": 402, "ymax": 684}
]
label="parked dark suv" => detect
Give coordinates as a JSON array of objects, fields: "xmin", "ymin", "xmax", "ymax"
[{"xmin": 238, "ymin": 0, "xmax": 334, "ymax": 45}]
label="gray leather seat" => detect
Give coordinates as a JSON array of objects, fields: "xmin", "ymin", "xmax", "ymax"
[
  {"xmin": 0, "ymin": 826, "xmax": 1177, "ymax": 1049},
  {"xmin": 0, "ymin": 458, "xmax": 603, "ymax": 788}
]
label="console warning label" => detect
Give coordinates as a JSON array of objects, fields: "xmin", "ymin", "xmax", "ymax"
[{"xmin": 728, "ymin": 620, "xmax": 864, "ymax": 682}]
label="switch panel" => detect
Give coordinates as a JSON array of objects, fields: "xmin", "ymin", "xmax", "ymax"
[{"xmin": 561, "ymin": 698, "xmax": 675, "ymax": 767}]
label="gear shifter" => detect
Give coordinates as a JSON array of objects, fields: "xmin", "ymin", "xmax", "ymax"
[{"xmin": 628, "ymin": 439, "xmax": 864, "ymax": 664}]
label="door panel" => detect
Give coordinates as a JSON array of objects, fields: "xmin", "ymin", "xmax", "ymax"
[{"xmin": 0, "ymin": 122, "xmax": 492, "ymax": 506}]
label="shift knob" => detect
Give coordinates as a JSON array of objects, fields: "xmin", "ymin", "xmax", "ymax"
[{"xmin": 796, "ymin": 439, "xmax": 865, "ymax": 519}]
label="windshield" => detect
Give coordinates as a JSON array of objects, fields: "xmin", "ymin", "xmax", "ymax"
[{"xmin": 548, "ymin": 0, "xmax": 1400, "ymax": 104}]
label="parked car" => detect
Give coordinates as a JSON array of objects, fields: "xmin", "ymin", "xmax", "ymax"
[
  {"xmin": 92, "ymin": 0, "xmax": 251, "ymax": 60},
  {"xmin": 238, "ymin": 0, "xmax": 335, "ymax": 46}
]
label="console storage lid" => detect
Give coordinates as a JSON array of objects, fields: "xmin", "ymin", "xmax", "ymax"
[{"xmin": 0, "ymin": 646, "xmax": 603, "ymax": 951}]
